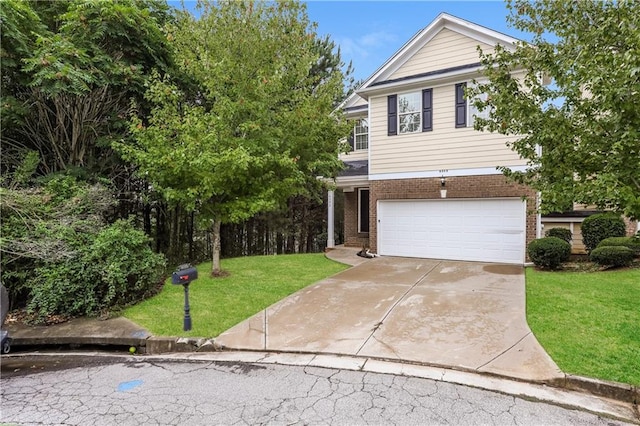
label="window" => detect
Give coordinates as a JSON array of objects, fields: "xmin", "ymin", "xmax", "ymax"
[
  {"xmin": 354, "ymin": 118, "xmax": 368, "ymax": 150},
  {"xmin": 358, "ymin": 188, "xmax": 370, "ymax": 233},
  {"xmin": 468, "ymin": 87, "xmax": 490, "ymax": 127},
  {"xmin": 388, "ymin": 89, "xmax": 432, "ymax": 135},
  {"xmin": 456, "ymin": 81, "xmax": 491, "ymax": 128},
  {"xmin": 398, "ymin": 92, "xmax": 421, "ymax": 133}
]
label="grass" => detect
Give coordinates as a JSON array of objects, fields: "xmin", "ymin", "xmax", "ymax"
[
  {"xmin": 124, "ymin": 253, "xmax": 348, "ymax": 338},
  {"xmin": 526, "ymin": 267, "xmax": 640, "ymax": 386}
]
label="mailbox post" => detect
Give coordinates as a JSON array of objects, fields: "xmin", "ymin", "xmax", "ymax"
[{"xmin": 171, "ymin": 264, "xmax": 198, "ymax": 331}]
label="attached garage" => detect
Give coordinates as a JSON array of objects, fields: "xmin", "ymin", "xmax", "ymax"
[{"xmin": 377, "ymin": 198, "xmax": 526, "ymax": 264}]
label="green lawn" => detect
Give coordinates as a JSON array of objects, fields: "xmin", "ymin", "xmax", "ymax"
[
  {"xmin": 124, "ymin": 253, "xmax": 348, "ymax": 337},
  {"xmin": 526, "ymin": 267, "xmax": 640, "ymax": 386}
]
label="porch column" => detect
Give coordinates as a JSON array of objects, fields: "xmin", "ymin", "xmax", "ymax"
[{"xmin": 327, "ymin": 189, "xmax": 335, "ymax": 248}]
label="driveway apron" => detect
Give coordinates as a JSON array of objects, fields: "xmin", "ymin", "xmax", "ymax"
[{"xmin": 215, "ymin": 257, "xmax": 562, "ymax": 382}]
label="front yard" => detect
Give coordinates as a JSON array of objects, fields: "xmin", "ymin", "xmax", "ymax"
[
  {"xmin": 124, "ymin": 253, "xmax": 348, "ymax": 337},
  {"xmin": 526, "ymin": 267, "xmax": 640, "ymax": 386}
]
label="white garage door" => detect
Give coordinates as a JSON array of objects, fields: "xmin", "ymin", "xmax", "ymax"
[{"xmin": 378, "ymin": 199, "xmax": 526, "ymax": 264}]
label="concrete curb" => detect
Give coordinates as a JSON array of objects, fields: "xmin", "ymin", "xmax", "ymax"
[
  {"xmin": 4, "ymin": 349, "xmax": 639, "ymax": 424},
  {"xmin": 8, "ymin": 333, "xmax": 639, "ymax": 417}
]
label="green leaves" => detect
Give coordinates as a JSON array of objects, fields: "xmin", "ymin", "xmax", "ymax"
[
  {"xmin": 121, "ymin": 1, "xmax": 349, "ymax": 226},
  {"xmin": 472, "ymin": 0, "xmax": 640, "ymax": 219}
]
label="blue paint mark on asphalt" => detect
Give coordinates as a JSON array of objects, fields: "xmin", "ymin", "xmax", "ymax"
[{"xmin": 117, "ymin": 379, "xmax": 143, "ymax": 392}]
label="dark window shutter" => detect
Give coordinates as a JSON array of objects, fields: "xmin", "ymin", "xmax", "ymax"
[
  {"xmin": 359, "ymin": 189, "xmax": 370, "ymax": 233},
  {"xmin": 387, "ymin": 95, "xmax": 397, "ymax": 136},
  {"xmin": 422, "ymin": 88, "xmax": 433, "ymax": 132},
  {"xmin": 455, "ymin": 83, "xmax": 467, "ymax": 128},
  {"xmin": 347, "ymin": 129, "xmax": 354, "ymax": 150}
]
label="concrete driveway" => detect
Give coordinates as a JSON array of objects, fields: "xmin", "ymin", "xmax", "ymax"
[{"xmin": 215, "ymin": 256, "xmax": 562, "ymax": 382}]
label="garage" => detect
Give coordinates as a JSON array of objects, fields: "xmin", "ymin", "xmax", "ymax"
[{"xmin": 377, "ymin": 198, "xmax": 526, "ymax": 264}]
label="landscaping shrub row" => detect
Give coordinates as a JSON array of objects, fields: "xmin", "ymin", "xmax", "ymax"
[{"xmin": 530, "ymin": 213, "xmax": 638, "ymax": 270}]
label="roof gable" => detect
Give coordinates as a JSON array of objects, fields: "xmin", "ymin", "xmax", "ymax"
[{"xmin": 357, "ymin": 13, "xmax": 519, "ymax": 96}]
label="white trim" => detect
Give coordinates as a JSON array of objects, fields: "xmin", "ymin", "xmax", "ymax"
[
  {"xmin": 358, "ymin": 13, "xmax": 520, "ymax": 95},
  {"xmin": 541, "ymin": 217, "xmax": 587, "ymax": 223},
  {"xmin": 369, "ymin": 165, "xmax": 528, "ymax": 181},
  {"xmin": 358, "ymin": 67, "xmax": 480, "ymax": 98},
  {"xmin": 536, "ymin": 192, "xmax": 542, "ymax": 239},
  {"xmin": 335, "ymin": 176, "xmax": 369, "ymax": 190}
]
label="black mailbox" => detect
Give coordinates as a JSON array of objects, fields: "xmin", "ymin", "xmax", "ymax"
[{"xmin": 172, "ymin": 264, "xmax": 198, "ymax": 285}]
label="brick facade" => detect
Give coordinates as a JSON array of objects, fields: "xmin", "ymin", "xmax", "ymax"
[
  {"xmin": 343, "ymin": 191, "xmax": 370, "ymax": 248},
  {"xmin": 342, "ymin": 174, "xmax": 538, "ymax": 257}
]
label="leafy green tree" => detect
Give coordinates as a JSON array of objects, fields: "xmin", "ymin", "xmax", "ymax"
[
  {"xmin": 470, "ymin": 0, "xmax": 640, "ymax": 220},
  {"xmin": 119, "ymin": 1, "xmax": 350, "ymax": 275},
  {"xmin": 1, "ymin": 0, "xmax": 173, "ymax": 175}
]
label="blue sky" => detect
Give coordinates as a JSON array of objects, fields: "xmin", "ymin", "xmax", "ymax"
[
  {"xmin": 171, "ymin": 1, "xmax": 529, "ymax": 82},
  {"xmin": 305, "ymin": 1, "xmax": 527, "ymax": 82}
]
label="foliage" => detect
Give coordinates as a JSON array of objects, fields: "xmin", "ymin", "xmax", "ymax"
[
  {"xmin": 581, "ymin": 213, "xmax": 626, "ymax": 252},
  {"xmin": 1, "ymin": 0, "xmax": 173, "ymax": 176},
  {"xmin": 526, "ymin": 267, "xmax": 640, "ymax": 386},
  {"xmin": 527, "ymin": 237, "xmax": 570, "ymax": 269},
  {"xmin": 544, "ymin": 227, "xmax": 572, "ymax": 244},
  {"xmin": 471, "ymin": 0, "xmax": 640, "ymax": 220},
  {"xmin": 124, "ymin": 253, "xmax": 348, "ymax": 337},
  {"xmin": 597, "ymin": 237, "xmax": 640, "ymax": 255},
  {"xmin": 118, "ymin": 1, "xmax": 351, "ymax": 274},
  {"xmin": 0, "ymin": 177, "xmax": 165, "ymax": 322},
  {"xmin": 589, "ymin": 246, "xmax": 635, "ymax": 268}
]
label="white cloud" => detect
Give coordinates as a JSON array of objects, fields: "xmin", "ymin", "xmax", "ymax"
[{"xmin": 336, "ymin": 31, "xmax": 398, "ymax": 60}]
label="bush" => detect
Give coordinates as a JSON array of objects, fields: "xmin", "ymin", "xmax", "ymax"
[
  {"xmin": 26, "ymin": 220, "xmax": 165, "ymax": 322},
  {"xmin": 581, "ymin": 213, "xmax": 626, "ymax": 252},
  {"xmin": 1, "ymin": 178, "xmax": 166, "ymax": 323},
  {"xmin": 545, "ymin": 227, "xmax": 572, "ymax": 244},
  {"xmin": 527, "ymin": 237, "xmax": 571, "ymax": 269},
  {"xmin": 590, "ymin": 246, "xmax": 635, "ymax": 267},
  {"xmin": 597, "ymin": 237, "xmax": 640, "ymax": 255}
]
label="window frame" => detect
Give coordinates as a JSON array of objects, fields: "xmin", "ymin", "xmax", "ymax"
[
  {"xmin": 353, "ymin": 118, "xmax": 369, "ymax": 150},
  {"xmin": 397, "ymin": 91, "xmax": 422, "ymax": 134}
]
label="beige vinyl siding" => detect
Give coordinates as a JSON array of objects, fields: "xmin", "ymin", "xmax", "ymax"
[
  {"xmin": 350, "ymin": 96, "xmax": 368, "ymax": 108},
  {"xmin": 389, "ymin": 28, "xmax": 494, "ymax": 80},
  {"xmin": 542, "ymin": 221, "xmax": 586, "ymax": 254},
  {"xmin": 368, "ymin": 85, "xmax": 525, "ymax": 175}
]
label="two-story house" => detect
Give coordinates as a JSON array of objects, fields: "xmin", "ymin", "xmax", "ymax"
[{"xmin": 331, "ymin": 13, "xmax": 538, "ymax": 265}]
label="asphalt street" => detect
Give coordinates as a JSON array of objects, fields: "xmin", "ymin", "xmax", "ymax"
[{"xmin": 0, "ymin": 356, "xmax": 630, "ymax": 425}]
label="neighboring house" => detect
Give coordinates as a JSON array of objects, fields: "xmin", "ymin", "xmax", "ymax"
[{"xmin": 331, "ymin": 13, "xmax": 537, "ymax": 265}]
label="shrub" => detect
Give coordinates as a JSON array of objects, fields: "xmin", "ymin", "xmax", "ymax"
[
  {"xmin": 597, "ymin": 237, "xmax": 640, "ymax": 255},
  {"xmin": 545, "ymin": 227, "xmax": 572, "ymax": 244},
  {"xmin": 581, "ymin": 213, "xmax": 626, "ymax": 252},
  {"xmin": 527, "ymin": 237, "xmax": 571, "ymax": 269},
  {"xmin": 590, "ymin": 246, "xmax": 635, "ymax": 267},
  {"xmin": 1, "ymin": 178, "xmax": 166, "ymax": 323},
  {"xmin": 26, "ymin": 220, "xmax": 165, "ymax": 322}
]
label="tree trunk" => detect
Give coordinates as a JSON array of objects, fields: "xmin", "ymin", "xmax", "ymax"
[{"xmin": 211, "ymin": 218, "xmax": 222, "ymax": 276}]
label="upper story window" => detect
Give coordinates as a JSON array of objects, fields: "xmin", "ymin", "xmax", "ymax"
[
  {"xmin": 398, "ymin": 92, "xmax": 421, "ymax": 133},
  {"xmin": 387, "ymin": 89, "xmax": 432, "ymax": 136},
  {"xmin": 456, "ymin": 81, "xmax": 490, "ymax": 128},
  {"xmin": 354, "ymin": 118, "xmax": 368, "ymax": 150}
]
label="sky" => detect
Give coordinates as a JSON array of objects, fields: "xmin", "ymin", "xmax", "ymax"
[
  {"xmin": 171, "ymin": 1, "xmax": 530, "ymax": 83},
  {"xmin": 305, "ymin": 1, "xmax": 527, "ymax": 82}
]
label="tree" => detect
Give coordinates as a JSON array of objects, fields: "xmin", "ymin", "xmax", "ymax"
[
  {"xmin": 0, "ymin": 0, "xmax": 173, "ymax": 175},
  {"xmin": 118, "ymin": 1, "xmax": 350, "ymax": 275},
  {"xmin": 470, "ymin": 0, "xmax": 640, "ymax": 220}
]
